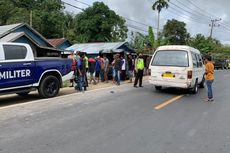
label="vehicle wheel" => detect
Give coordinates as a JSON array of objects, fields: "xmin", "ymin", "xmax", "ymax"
[
  {"xmin": 191, "ymin": 80, "xmax": 198, "ymax": 94},
  {"xmin": 199, "ymin": 77, "xmax": 205, "ymax": 88},
  {"xmin": 17, "ymin": 92, "xmax": 30, "ymax": 96},
  {"xmin": 155, "ymin": 86, "xmax": 162, "ymax": 91},
  {"xmin": 38, "ymin": 76, "xmax": 60, "ymax": 98}
]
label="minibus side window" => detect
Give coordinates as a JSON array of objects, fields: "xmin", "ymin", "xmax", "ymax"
[
  {"xmin": 192, "ymin": 53, "xmax": 198, "ymax": 68},
  {"xmin": 196, "ymin": 54, "xmax": 203, "ymax": 67}
]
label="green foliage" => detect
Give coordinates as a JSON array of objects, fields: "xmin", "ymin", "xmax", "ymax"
[
  {"xmin": 130, "ymin": 32, "xmax": 149, "ymax": 53},
  {"xmin": 4, "ymin": 0, "xmax": 66, "ymax": 38},
  {"xmin": 152, "ymin": 0, "xmax": 170, "ymax": 13},
  {"xmin": 148, "ymin": 26, "xmax": 155, "ymax": 50},
  {"xmin": 0, "ymin": 0, "xmax": 17, "ymax": 25},
  {"xmin": 11, "ymin": 0, "xmax": 37, "ymax": 10},
  {"xmin": 0, "ymin": 1, "xmax": 128, "ymax": 43},
  {"xmin": 163, "ymin": 19, "xmax": 190, "ymax": 45},
  {"xmin": 33, "ymin": 10, "xmax": 65, "ymax": 38},
  {"xmin": 188, "ymin": 34, "xmax": 221, "ymax": 54},
  {"xmin": 74, "ymin": 2, "xmax": 128, "ymax": 43}
]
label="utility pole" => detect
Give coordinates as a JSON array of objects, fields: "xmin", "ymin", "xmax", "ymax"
[
  {"xmin": 30, "ymin": 10, "xmax": 33, "ymax": 27},
  {"xmin": 209, "ymin": 18, "xmax": 221, "ymax": 38}
]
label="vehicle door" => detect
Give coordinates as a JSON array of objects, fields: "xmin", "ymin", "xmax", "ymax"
[
  {"xmin": 195, "ymin": 54, "xmax": 205, "ymax": 83},
  {"xmin": 0, "ymin": 44, "xmax": 35, "ymax": 89}
]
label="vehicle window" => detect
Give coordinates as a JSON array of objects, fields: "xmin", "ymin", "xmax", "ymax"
[
  {"xmin": 191, "ymin": 53, "xmax": 198, "ymax": 68},
  {"xmin": 3, "ymin": 45, "xmax": 27, "ymax": 60},
  {"xmin": 196, "ymin": 54, "xmax": 203, "ymax": 67},
  {"xmin": 151, "ymin": 50, "xmax": 189, "ymax": 67}
]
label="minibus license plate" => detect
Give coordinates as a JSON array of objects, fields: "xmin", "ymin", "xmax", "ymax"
[{"xmin": 162, "ymin": 73, "xmax": 175, "ymax": 78}]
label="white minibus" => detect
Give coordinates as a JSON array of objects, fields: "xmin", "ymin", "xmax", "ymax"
[{"xmin": 149, "ymin": 45, "xmax": 205, "ymax": 94}]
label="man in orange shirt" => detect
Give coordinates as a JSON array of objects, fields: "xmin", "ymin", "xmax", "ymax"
[{"xmin": 205, "ymin": 55, "xmax": 214, "ymax": 102}]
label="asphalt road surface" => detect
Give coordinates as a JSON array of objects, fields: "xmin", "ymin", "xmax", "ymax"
[{"xmin": 0, "ymin": 70, "xmax": 230, "ymax": 153}]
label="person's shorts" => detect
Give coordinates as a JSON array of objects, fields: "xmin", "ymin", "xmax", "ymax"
[{"xmin": 95, "ymin": 71, "xmax": 100, "ymax": 77}]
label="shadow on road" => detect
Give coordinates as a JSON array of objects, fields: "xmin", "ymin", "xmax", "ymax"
[
  {"xmin": 0, "ymin": 93, "xmax": 42, "ymax": 107},
  {"xmin": 0, "ymin": 90, "xmax": 76, "ymax": 108},
  {"xmin": 153, "ymin": 87, "xmax": 192, "ymax": 95}
]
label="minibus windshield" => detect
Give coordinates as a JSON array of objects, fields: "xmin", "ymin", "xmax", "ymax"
[{"xmin": 151, "ymin": 50, "xmax": 189, "ymax": 67}]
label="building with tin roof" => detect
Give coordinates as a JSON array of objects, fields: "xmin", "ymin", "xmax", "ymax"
[
  {"xmin": 0, "ymin": 23, "xmax": 64, "ymax": 57},
  {"xmin": 47, "ymin": 38, "xmax": 72, "ymax": 50},
  {"xmin": 66, "ymin": 42, "xmax": 135, "ymax": 57}
]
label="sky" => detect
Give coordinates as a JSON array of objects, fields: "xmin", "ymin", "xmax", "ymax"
[{"xmin": 63, "ymin": 0, "xmax": 230, "ymax": 44}]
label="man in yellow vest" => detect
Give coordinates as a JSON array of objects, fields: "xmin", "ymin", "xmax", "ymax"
[{"xmin": 134, "ymin": 53, "xmax": 145, "ymax": 88}]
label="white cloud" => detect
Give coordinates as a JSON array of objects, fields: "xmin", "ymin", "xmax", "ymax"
[{"xmin": 64, "ymin": 0, "xmax": 230, "ymax": 43}]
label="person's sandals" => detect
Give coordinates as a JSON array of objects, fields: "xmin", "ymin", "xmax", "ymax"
[{"xmin": 205, "ymin": 98, "xmax": 214, "ymax": 102}]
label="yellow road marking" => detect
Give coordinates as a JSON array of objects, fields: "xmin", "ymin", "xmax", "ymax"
[{"xmin": 154, "ymin": 95, "xmax": 184, "ymax": 110}]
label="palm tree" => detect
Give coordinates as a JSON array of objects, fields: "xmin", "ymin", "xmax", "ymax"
[{"xmin": 152, "ymin": 0, "xmax": 169, "ymax": 39}]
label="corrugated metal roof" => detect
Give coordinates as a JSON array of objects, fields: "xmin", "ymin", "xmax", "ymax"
[
  {"xmin": 0, "ymin": 23, "xmax": 22, "ymax": 37},
  {"xmin": 0, "ymin": 23, "xmax": 55, "ymax": 47},
  {"xmin": 0, "ymin": 32, "xmax": 24, "ymax": 42},
  {"xmin": 47, "ymin": 38, "xmax": 66, "ymax": 47},
  {"xmin": 66, "ymin": 42, "xmax": 127, "ymax": 54}
]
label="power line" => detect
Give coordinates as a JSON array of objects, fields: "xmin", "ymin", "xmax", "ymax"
[
  {"xmin": 184, "ymin": 0, "xmax": 217, "ymax": 19},
  {"xmin": 126, "ymin": 25, "xmax": 148, "ymax": 34},
  {"xmin": 209, "ymin": 19, "xmax": 221, "ymax": 38},
  {"xmin": 63, "ymin": 1, "xmax": 84, "ymax": 11},
  {"xmin": 73, "ymin": 0, "xmax": 90, "ymax": 7},
  {"xmin": 167, "ymin": 8, "xmax": 208, "ymax": 25},
  {"xmin": 125, "ymin": 18, "xmax": 156, "ymax": 29},
  {"xmin": 169, "ymin": 1, "xmax": 210, "ymax": 22},
  {"xmin": 183, "ymin": 0, "xmax": 230, "ymax": 31},
  {"xmin": 174, "ymin": 0, "xmax": 212, "ymax": 20},
  {"xmin": 219, "ymin": 24, "xmax": 230, "ymax": 33},
  {"xmin": 65, "ymin": 0, "xmax": 158, "ymax": 30},
  {"xmin": 63, "ymin": 0, "xmax": 157, "ymax": 35}
]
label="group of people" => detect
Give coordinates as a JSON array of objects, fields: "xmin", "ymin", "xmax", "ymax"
[
  {"xmin": 68, "ymin": 51, "xmax": 146, "ymax": 92},
  {"xmin": 107, "ymin": 53, "xmax": 145, "ymax": 87},
  {"xmin": 68, "ymin": 51, "xmax": 88, "ymax": 92},
  {"xmin": 68, "ymin": 52, "xmax": 111, "ymax": 92}
]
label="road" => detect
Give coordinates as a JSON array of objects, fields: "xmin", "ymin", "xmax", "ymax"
[{"xmin": 0, "ymin": 70, "xmax": 230, "ymax": 153}]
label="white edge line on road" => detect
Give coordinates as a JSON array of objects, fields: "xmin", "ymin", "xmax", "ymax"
[{"xmin": 0, "ymin": 85, "xmax": 117, "ymax": 111}]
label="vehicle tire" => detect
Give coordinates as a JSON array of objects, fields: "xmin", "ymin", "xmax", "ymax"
[
  {"xmin": 155, "ymin": 86, "xmax": 162, "ymax": 91},
  {"xmin": 199, "ymin": 77, "xmax": 205, "ymax": 88},
  {"xmin": 17, "ymin": 92, "xmax": 30, "ymax": 96},
  {"xmin": 38, "ymin": 75, "xmax": 60, "ymax": 98},
  {"xmin": 191, "ymin": 80, "xmax": 198, "ymax": 94}
]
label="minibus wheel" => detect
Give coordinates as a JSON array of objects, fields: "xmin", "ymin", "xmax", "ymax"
[
  {"xmin": 155, "ymin": 86, "xmax": 162, "ymax": 91},
  {"xmin": 191, "ymin": 80, "xmax": 198, "ymax": 94}
]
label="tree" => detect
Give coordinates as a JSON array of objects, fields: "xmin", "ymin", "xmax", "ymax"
[
  {"xmin": 33, "ymin": 10, "xmax": 65, "ymax": 38},
  {"xmin": 188, "ymin": 34, "xmax": 222, "ymax": 54},
  {"xmin": 74, "ymin": 2, "xmax": 128, "ymax": 43},
  {"xmin": 63, "ymin": 12, "xmax": 77, "ymax": 42},
  {"xmin": 130, "ymin": 32, "xmax": 150, "ymax": 53},
  {"xmin": 32, "ymin": 0, "xmax": 65, "ymax": 38},
  {"xmin": 163, "ymin": 19, "xmax": 190, "ymax": 45},
  {"xmin": 152, "ymin": 0, "xmax": 169, "ymax": 39},
  {"xmin": 11, "ymin": 0, "xmax": 39, "ymax": 26},
  {"xmin": 8, "ymin": 0, "xmax": 65, "ymax": 38},
  {"xmin": 148, "ymin": 26, "xmax": 155, "ymax": 50},
  {"xmin": 0, "ymin": 0, "xmax": 17, "ymax": 25}
]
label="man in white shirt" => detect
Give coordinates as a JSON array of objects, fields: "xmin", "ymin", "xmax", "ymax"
[{"xmin": 121, "ymin": 56, "xmax": 126, "ymax": 81}]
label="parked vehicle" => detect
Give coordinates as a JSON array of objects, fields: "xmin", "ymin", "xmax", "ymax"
[
  {"xmin": 0, "ymin": 42, "xmax": 73, "ymax": 98},
  {"xmin": 149, "ymin": 45, "xmax": 205, "ymax": 94},
  {"xmin": 214, "ymin": 59, "xmax": 228, "ymax": 70}
]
